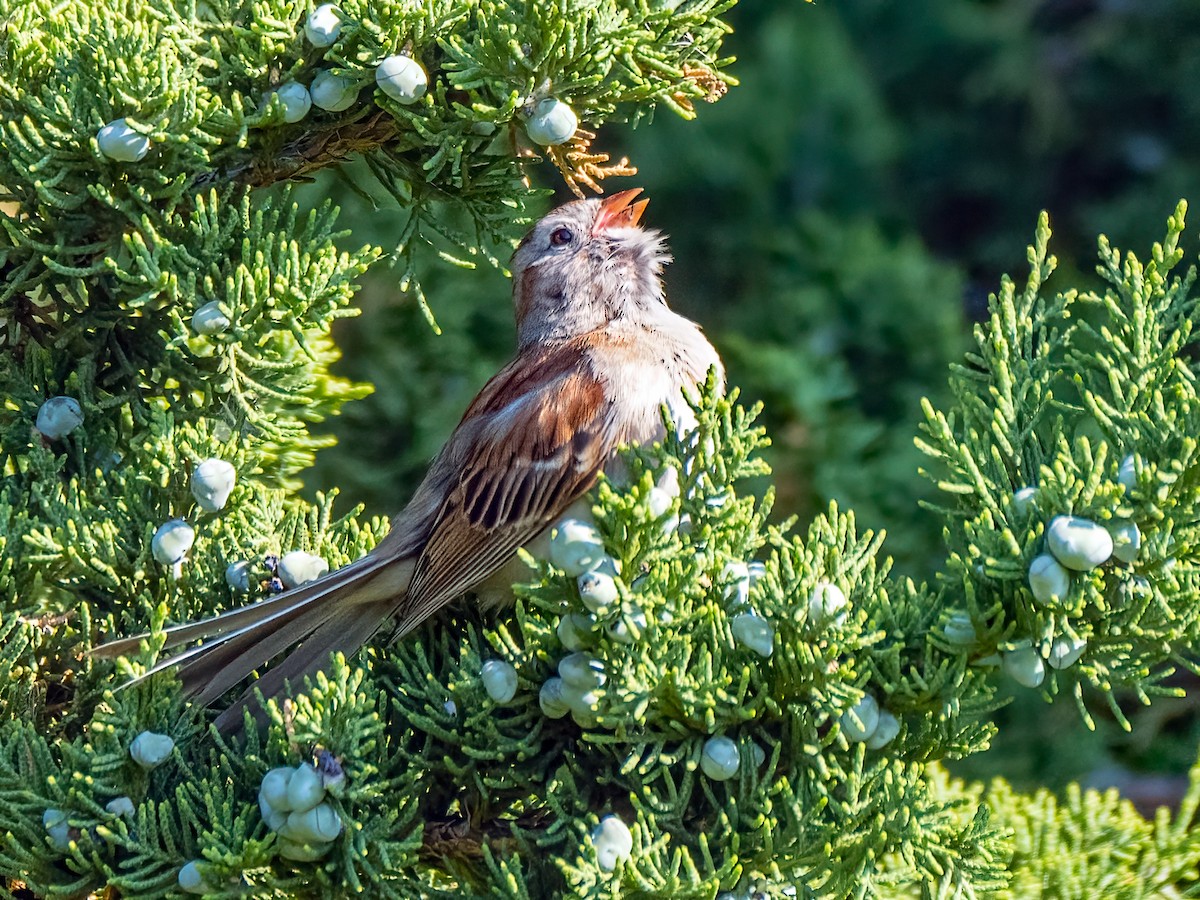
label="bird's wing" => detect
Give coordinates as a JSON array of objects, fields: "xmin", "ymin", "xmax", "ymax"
[{"xmin": 393, "ymin": 339, "xmax": 623, "ymax": 635}]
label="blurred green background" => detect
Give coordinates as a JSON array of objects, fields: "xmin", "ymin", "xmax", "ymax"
[{"xmin": 294, "ymin": 0, "xmax": 1200, "ymax": 801}]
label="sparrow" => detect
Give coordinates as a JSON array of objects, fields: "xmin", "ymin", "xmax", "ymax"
[{"xmin": 94, "ymin": 189, "xmax": 724, "ymax": 732}]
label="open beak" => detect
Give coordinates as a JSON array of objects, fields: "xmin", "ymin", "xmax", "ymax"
[{"xmin": 593, "ymin": 188, "xmax": 649, "ymax": 233}]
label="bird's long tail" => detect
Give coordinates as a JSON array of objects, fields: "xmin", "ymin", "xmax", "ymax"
[{"xmin": 91, "ymin": 553, "xmax": 414, "ymax": 732}]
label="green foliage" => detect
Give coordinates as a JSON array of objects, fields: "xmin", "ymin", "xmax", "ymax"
[
  {"xmin": 16, "ymin": 356, "xmax": 1193, "ymax": 896},
  {"xmin": 0, "ymin": 382, "xmax": 1004, "ymax": 897},
  {"xmin": 918, "ymin": 201, "xmax": 1200, "ymax": 729},
  {"xmin": 879, "ymin": 762, "xmax": 1200, "ymax": 900},
  {"xmin": 980, "ymin": 761, "xmax": 1200, "ymax": 899},
  {"xmin": 7, "ymin": 0, "xmax": 1200, "ymax": 896}
]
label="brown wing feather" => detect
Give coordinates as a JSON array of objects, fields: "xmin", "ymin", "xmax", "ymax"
[{"xmin": 393, "ymin": 340, "xmax": 618, "ymax": 635}]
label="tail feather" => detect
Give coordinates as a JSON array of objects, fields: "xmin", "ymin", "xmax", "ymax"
[
  {"xmin": 181, "ymin": 590, "xmax": 368, "ymax": 705},
  {"xmin": 173, "ymin": 596, "xmax": 337, "ymax": 701},
  {"xmin": 210, "ymin": 601, "xmax": 394, "ymax": 733},
  {"xmin": 98, "ymin": 554, "xmax": 415, "ymax": 730},
  {"xmin": 123, "ymin": 587, "xmax": 342, "ymax": 691},
  {"xmin": 91, "ymin": 556, "xmax": 381, "ymax": 659}
]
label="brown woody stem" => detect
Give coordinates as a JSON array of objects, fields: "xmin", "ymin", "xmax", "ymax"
[{"xmin": 194, "ymin": 111, "xmax": 400, "ymax": 192}]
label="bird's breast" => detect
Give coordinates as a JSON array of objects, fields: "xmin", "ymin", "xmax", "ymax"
[{"xmin": 594, "ymin": 316, "xmax": 722, "ymax": 450}]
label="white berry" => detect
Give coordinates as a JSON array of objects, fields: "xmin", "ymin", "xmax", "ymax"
[
  {"xmin": 304, "ymin": 3, "xmax": 342, "ymax": 46},
  {"xmin": 191, "ymin": 458, "xmax": 236, "ymax": 512},
  {"xmin": 280, "ymin": 802, "xmax": 342, "ymax": 843},
  {"xmin": 564, "ymin": 684, "xmax": 600, "ymax": 726},
  {"xmin": 259, "ymin": 766, "xmax": 295, "ymax": 812},
  {"xmin": 43, "ymin": 808, "xmax": 70, "ymax": 851},
  {"xmin": 749, "ymin": 741, "xmax": 766, "ymax": 767},
  {"xmin": 577, "ymin": 570, "xmax": 618, "ymax": 612},
  {"xmin": 151, "ymin": 519, "xmax": 194, "ymax": 566},
  {"xmin": 557, "ymin": 612, "xmax": 597, "ymax": 651},
  {"xmin": 591, "ymin": 815, "xmax": 633, "ymax": 872},
  {"xmin": 550, "ymin": 519, "xmax": 606, "ymax": 576},
  {"xmin": 105, "ymin": 796, "xmax": 135, "ymax": 818},
  {"xmin": 722, "ymin": 561, "xmax": 751, "ymax": 608},
  {"xmin": 178, "ymin": 861, "xmax": 208, "ymax": 894},
  {"xmin": 97, "ymin": 117, "xmax": 150, "ymax": 161},
  {"xmin": 559, "ymin": 652, "xmax": 606, "ymax": 690},
  {"xmin": 655, "ymin": 464, "xmax": 681, "ymax": 496},
  {"xmin": 700, "ymin": 735, "xmax": 740, "ymax": 780},
  {"xmin": 273, "ymin": 82, "xmax": 311, "ymax": 123},
  {"xmin": 226, "ymin": 560, "xmax": 252, "ymax": 592},
  {"xmin": 808, "ymin": 581, "xmax": 848, "ymax": 623},
  {"xmin": 1002, "ymin": 646, "xmax": 1046, "ymax": 688},
  {"xmin": 35, "ymin": 396, "xmax": 83, "ymax": 440},
  {"xmin": 1046, "ymin": 516, "xmax": 1113, "ymax": 571},
  {"xmin": 1028, "ymin": 553, "xmax": 1071, "ymax": 606},
  {"xmin": 1047, "ymin": 635, "xmax": 1087, "ymax": 670},
  {"xmin": 866, "ymin": 709, "xmax": 900, "ymax": 749},
  {"xmin": 840, "ymin": 695, "xmax": 880, "ymax": 742},
  {"xmin": 277, "ymin": 551, "xmax": 328, "ymax": 588},
  {"xmin": 1109, "ymin": 521, "xmax": 1141, "ymax": 564},
  {"xmin": 606, "ymin": 603, "xmax": 647, "ymax": 644},
  {"xmin": 286, "ymin": 763, "xmax": 326, "ymax": 813},
  {"xmin": 1012, "ymin": 485, "xmax": 1037, "ymax": 516},
  {"xmin": 731, "ymin": 613, "xmax": 774, "ymax": 658},
  {"xmin": 376, "ymin": 54, "xmax": 427, "ymax": 104},
  {"xmin": 311, "ymin": 69, "xmax": 358, "ymax": 111},
  {"xmin": 646, "ymin": 485, "xmax": 675, "ymax": 519},
  {"xmin": 539, "ymin": 677, "xmax": 570, "ymax": 719},
  {"xmin": 525, "ymin": 97, "xmax": 577, "ymax": 146},
  {"xmin": 258, "ymin": 793, "xmax": 287, "ymax": 832},
  {"xmin": 943, "ymin": 611, "xmax": 976, "ymax": 645},
  {"xmin": 481, "ymin": 659, "xmax": 518, "ymax": 703},
  {"xmin": 191, "ymin": 300, "xmax": 230, "ymax": 335},
  {"xmin": 129, "ymin": 731, "xmax": 174, "ymax": 769}
]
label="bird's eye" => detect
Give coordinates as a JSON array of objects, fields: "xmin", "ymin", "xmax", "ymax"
[{"xmin": 549, "ymin": 226, "xmax": 574, "ymax": 247}]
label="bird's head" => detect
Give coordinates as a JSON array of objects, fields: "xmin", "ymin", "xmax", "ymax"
[{"xmin": 510, "ymin": 189, "xmax": 672, "ymax": 348}]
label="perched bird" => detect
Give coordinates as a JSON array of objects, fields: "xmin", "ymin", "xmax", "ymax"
[{"xmin": 94, "ymin": 189, "xmax": 724, "ymax": 732}]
